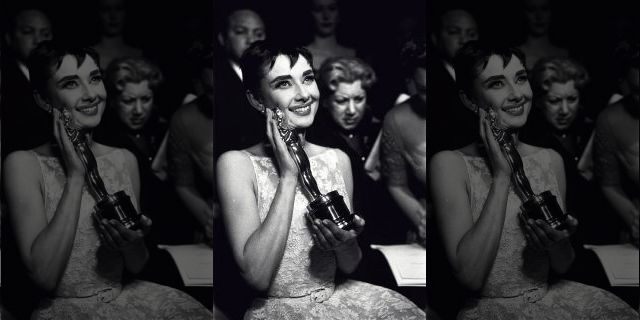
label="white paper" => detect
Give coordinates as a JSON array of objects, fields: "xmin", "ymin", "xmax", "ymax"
[
  {"xmin": 584, "ymin": 244, "xmax": 639, "ymax": 287},
  {"xmin": 371, "ymin": 243, "xmax": 426, "ymax": 287},
  {"xmin": 159, "ymin": 243, "xmax": 213, "ymax": 287}
]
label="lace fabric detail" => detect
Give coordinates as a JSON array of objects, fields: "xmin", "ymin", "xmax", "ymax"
[
  {"xmin": 35, "ymin": 149, "xmax": 136, "ymax": 298},
  {"xmin": 460, "ymin": 149, "xmax": 560, "ymax": 297},
  {"xmin": 457, "ymin": 148, "xmax": 639, "ymax": 319},
  {"xmin": 246, "ymin": 149, "xmax": 347, "ymax": 298}
]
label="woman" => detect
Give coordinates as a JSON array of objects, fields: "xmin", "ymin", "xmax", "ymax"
[
  {"xmin": 2, "ymin": 41, "xmax": 212, "ymax": 319},
  {"xmin": 216, "ymin": 40, "xmax": 424, "ymax": 319},
  {"xmin": 380, "ymin": 37, "xmax": 427, "ymax": 246},
  {"xmin": 305, "ymin": 0, "xmax": 356, "ymax": 70},
  {"xmin": 517, "ymin": 0, "xmax": 569, "ymax": 70},
  {"xmin": 92, "ymin": 0, "xmax": 143, "ymax": 70},
  {"xmin": 429, "ymin": 40, "xmax": 637, "ymax": 319},
  {"xmin": 95, "ymin": 57, "xmax": 188, "ymax": 244},
  {"xmin": 309, "ymin": 57, "xmax": 380, "ymax": 219}
]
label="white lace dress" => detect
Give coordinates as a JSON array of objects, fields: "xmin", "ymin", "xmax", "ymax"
[
  {"xmin": 242, "ymin": 149, "xmax": 425, "ymax": 320},
  {"xmin": 456, "ymin": 149, "xmax": 638, "ymax": 319},
  {"xmin": 29, "ymin": 149, "xmax": 212, "ymax": 320}
]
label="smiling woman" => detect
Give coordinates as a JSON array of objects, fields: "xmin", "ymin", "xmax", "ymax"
[
  {"xmin": 216, "ymin": 40, "xmax": 425, "ymax": 319},
  {"xmin": 429, "ymin": 40, "xmax": 638, "ymax": 319},
  {"xmin": 1, "ymin": 40, "xmax": 212, "ymax": 319}
]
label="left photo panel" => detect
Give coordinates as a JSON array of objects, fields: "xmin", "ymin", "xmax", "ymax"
[{"xmin": 0, "ymin": 0, "xmax": 218, "ymax": 319}]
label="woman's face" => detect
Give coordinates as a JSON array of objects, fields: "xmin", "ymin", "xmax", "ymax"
[
  {"xmin": 311, "ymin": 0, "xmax": 339, "ymax": 36},
  {"xmin": 472, "ymin": 54, "xmax": 532, "ymax": 129},
  {"xmin": 259, "ymin": 54, "xmax": 320, "ymax": 129},
  {"xmin": 524, "ymin": 0, "xmax": 551, "ymax": 36},
  {"xmin": 541, "ymin": 80, "xmax": 579, "ymax": 130},
  {"xmin": 47, "ymin": 55, "xmax": 107, "ymax": 129},
  {"xmin": 115, "ymin": 80, "xmax": 154, "ymax": 130},
  {"xmin": 326, "ymin": 80, "xmax": 367, "ymax": 130},
  {"xmin": 98, "ymin": 0, "xmax": 126, "ymax": 36}
]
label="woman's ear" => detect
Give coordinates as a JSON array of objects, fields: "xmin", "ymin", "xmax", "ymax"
[
  {"xmin": 458, "ymin": 90, "xmax": 480, "ymax": 116},
  {"xmin": 245, "ymin": 90, "xmax": 266, "ymax": 115},
  {"xmin": 33, "ymin": 91, "xmax": 53, "ymax": 114}
]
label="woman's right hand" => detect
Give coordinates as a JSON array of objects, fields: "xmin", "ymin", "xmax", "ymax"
[
  {"xmin": 478, "ymin": 108, "xmax": 511, "ymax": 179},
  {"xmin": 52, "ymin": 108, "xmax": 85, "ymax": 180},
  {"xmin": 265, "ymin": 108, "xmax": 298, "ymax": 179}
]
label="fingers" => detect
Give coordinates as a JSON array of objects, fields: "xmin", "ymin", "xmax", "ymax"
[{"xmin": 352, "ymin": 214, "xmax": 365, "ymax": 235}]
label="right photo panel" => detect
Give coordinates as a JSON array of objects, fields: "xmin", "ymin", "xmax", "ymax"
[{"xmin": 426, "ymin": 0, "xmax": 639, "ymax": 319}]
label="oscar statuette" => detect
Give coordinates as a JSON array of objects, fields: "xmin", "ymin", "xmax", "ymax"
[
  {"xmin": 60, "ymin": 109, "xmax": 141, "ymax": 230},
  {"xmin": 485, "ymin": 111, "xmax": 568, "ymax": 230},
  {"xmin": 272, "ymin": 108, "xmax": 355, "ymax": 230}
]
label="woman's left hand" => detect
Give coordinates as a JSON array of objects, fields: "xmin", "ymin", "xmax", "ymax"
[
  {"xmin": 94, "ymin": 214, "xmax": 152, "ymax": 251},
  {"xmin": 520, "ymin": 214, "xmax": 578, "ymax": 252},
  {"xmin": 308, "ymin": 214, "xmax": 365, "ymax": 251}
]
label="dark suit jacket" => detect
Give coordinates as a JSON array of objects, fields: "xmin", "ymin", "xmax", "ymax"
[
  {"xmin": 425, "ymin": 55, "xmax": 478, "ymax": 159},
  {"xmin": 213, "ymin": 54, "xmax": 265, "ymax": 157},
  {"xmin": 1, "ymin": 54, "xmax": 52, "ymax": 159}
]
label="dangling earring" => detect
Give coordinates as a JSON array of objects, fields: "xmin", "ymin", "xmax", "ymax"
[
  {"xmin": 45, "ymin": 103, "xmax": 53, "ymax": 114},
  {"xmin": 259, "ymin": 104, "xmax": 266, "ymax": 114}
]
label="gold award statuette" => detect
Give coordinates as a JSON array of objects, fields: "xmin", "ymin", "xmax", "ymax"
[
  {"xmin": 486, "ymin": 111, "xmax": 568, "ymax": 230},
  {"xmin": 273, "ymin": 109, "xmax": 355, "ymax": 230},
  {"xmin": 60, "ymin": 110, "xmax": 141, "ymax": 230}
]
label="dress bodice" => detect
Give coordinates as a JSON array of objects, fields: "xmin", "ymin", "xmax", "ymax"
[
  {"xmin": 34, "ymin": 149, "xmax": 137, "ymax": 299},
  {"xmin": 460, "ymin": 148, "xmax": 564, "ymax": 298},
  {"xmin": 245, "ymin": 148, "xmax": 351, "ymax": 300}
]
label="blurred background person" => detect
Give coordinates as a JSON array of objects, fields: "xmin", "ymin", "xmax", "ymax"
[
  {"xmin": 426, "ymin": 6, "xmax": 480, "ymax": 159},
  {"xmin": 304, "ymin": 0, "xmax": 356, "ymax": 70},
  {"xmin": 91, "ymin": 0, "xmax": 143, "ymax": 70},
  {"xmin": 593, "ymin": 40, "xmax": 639, "ymax": 247},
  {"xmin": 1, "ymin": 6, "xmax": 53, "ymax": 159},
  {"xmin": 214, "ymin": 5, "xmax": 266, "ymax": 157},
  {"xmin": 517, "ymin": 0, "xmax": 569, "ymax": 70}
]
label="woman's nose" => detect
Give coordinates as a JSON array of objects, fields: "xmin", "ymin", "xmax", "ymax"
[{"xmin": 559, "ymin": 100, "xmax": 570, "ymax": 114}]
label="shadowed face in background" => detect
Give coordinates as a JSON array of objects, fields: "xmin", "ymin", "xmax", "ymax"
[
  {"xmin": 7, "ymin": 9, "xmax": 52, "ymax": 62},
  {"xmin": 115, "ymin": 80, "xmax": 154, "ymax": 130},
  {"xmin": 434, "ymin": 9, "xmax": 478, "ymax": 62},
  {"xmin": 540, "ymin": 80, "xmax": 579, "ymax": 131},
  {"xmin": 220, "ymin": 9, "xmax": 266, "ymax": 62},
  {"xmin": 326, "ymin": 80, "xmax": 367, "ymax": 131},
  {"xmin": 523, "ymin": 0, "xmax": 551, "ymax": 36},
  {"xmin": 98, "ymin": 0, "xmax": 126, "ymax": 37},
  {"xmin": 311, "ymin": 0, "xmax": 339, "ymax": 37}
]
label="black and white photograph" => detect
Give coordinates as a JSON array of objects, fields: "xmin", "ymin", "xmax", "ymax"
[
  {"xmin": 426, "ymin": 0, "xmax": 639, "ymax": 319},
  {"xmin": 1, "ymin": 0, "xmax": 217, "ymax": 319},
  {"xmin": 2, "ymin": 0, "xmax": 638, "ymax": 319}
]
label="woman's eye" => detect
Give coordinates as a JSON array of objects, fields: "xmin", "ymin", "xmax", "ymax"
[
  {"xmin": 141, "ymin": 96, "xmax": 152, "ymax": 103},
  {"xmin": 547, "ymin": 98, "xmax": 560, "ymax": 104},
  {"xmin": 275, "ymin": 81, "xmax": 291, "ymax": 89},
  {"xmin": 62, "ymin": 81, "xmax": 78, "ymax": 89},
  {"xmin": 91, "ymin": 75, "xmax": 103, "ymax": 83},
  {"xmin": 488, "ymin": 81, "xmax": 504, "ymax": 89},
  {"xmin": 354, "ymin": 96, "xmax": 365, "ymax": 103},
  {"xmin": 334, "ymin": 98, "xmax": 347, "ymax": 104},
  {"xmin": 567, "ymin": 96, "xmax": 578, "ymax": 103},
  {"xmin": 303, "ymin": 75, "xmax": 316, "ymax": 84},
  {"xmin": 516, "ymin": 75, "xmax": 529, "ymax": 84}
]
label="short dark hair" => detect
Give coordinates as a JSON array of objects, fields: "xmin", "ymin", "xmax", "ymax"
[
  {"xmin": 239, "ymin": 40, "xmax": 313, "ymax": 96},
  {"xmin": 453, "ymin": 40, "xmax": 526, "ymax": 94},
  {"xmin": 28, "ymin": 40, "xmax": 101, "ymax": 97}
]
